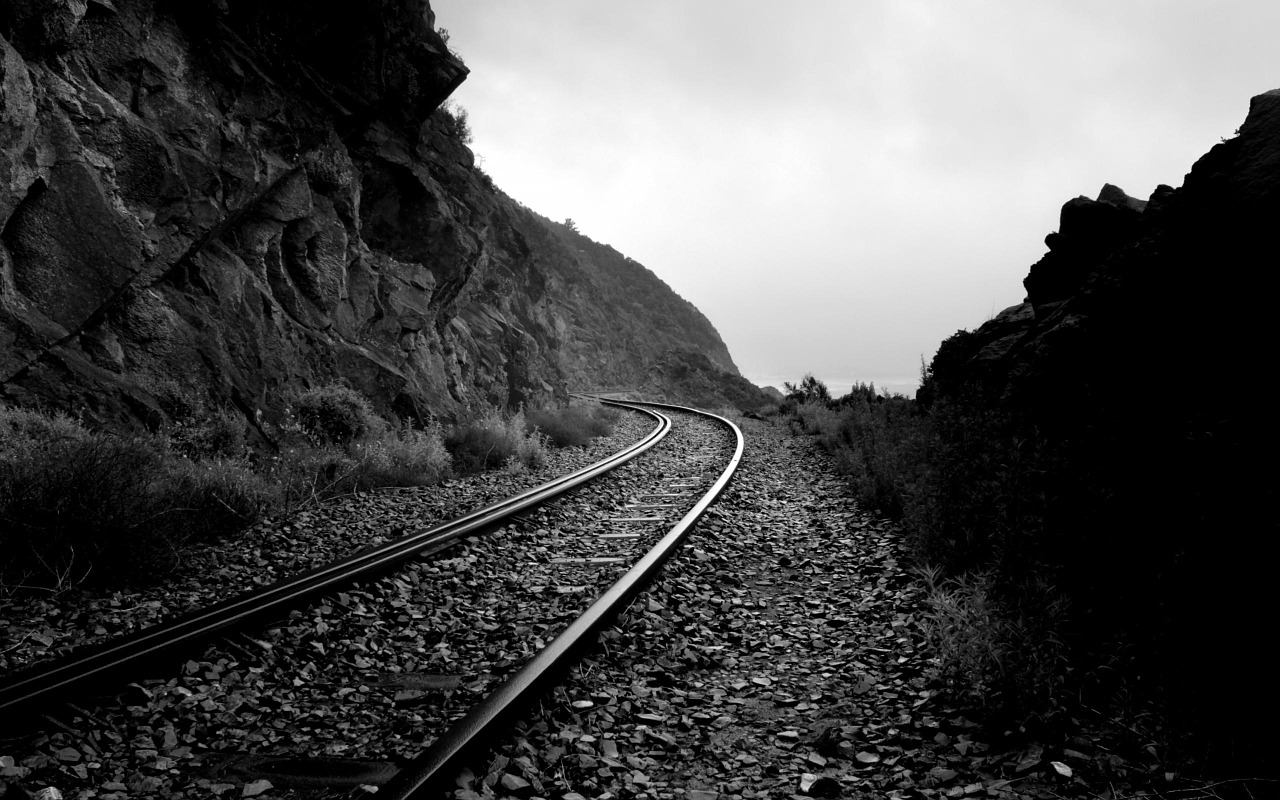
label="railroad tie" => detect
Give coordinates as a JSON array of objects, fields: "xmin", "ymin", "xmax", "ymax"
[
  {"xmin": 204, "ymin": 754, "xmax": 401, "ymax": 789},
  {"xmin": 217, "ymin": 634, "xmax": 262, "ymax": 663}
]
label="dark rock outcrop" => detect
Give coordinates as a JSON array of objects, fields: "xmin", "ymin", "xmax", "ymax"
[
  {"xmin": 1023, "ymin": 184, "xmax": 1145, "ymax": 309},
  {"xmin": 0, "ymin": 0, "xmax": 763, "ymax": 431},
  {"xmin": 934, "ymin": 91, "xmax": 1280, "ymax": 414},
  {"xmin": 920, "ymin": 89, "xmax": 1280, "ymax": 767}
]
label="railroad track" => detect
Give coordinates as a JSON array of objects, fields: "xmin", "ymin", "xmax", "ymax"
[{"xmin": 0, "ymin": 400, "xmax": 743, "ymax": 799}]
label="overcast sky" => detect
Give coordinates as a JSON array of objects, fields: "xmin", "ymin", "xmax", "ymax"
[{"xmin": 431, "ymin": 1, "xmax": 1277, "ymax": 395}]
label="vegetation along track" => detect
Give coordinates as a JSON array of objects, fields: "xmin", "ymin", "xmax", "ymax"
[{"xmin": 0, "ymin": 401, "xmax": 743, "ymax": 799}]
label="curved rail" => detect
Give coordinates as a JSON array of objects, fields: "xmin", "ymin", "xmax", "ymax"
[
  {"xmin": 382, "ymin": 400, "xmax": 745, "ymax": 799},
  {"xmin": 0, "ymin": 404, "xmax": 672, "ymax": 722}
]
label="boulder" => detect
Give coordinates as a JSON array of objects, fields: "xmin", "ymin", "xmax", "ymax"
[{"xmin": 1023, "ymin": 186, "xmax": 1144, "ymax": 307}]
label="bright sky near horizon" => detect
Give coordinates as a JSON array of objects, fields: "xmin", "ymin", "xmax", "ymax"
[{"xmin": 431, "ymin": 1, "xmax": 1277, "ymax": 396}]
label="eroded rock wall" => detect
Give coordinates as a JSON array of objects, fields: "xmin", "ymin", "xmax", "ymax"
[{"xmin": 0, "ymin": 0, "xmax": 755, "ymax": 432}]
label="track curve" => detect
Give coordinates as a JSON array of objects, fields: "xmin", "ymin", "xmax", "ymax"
[
  {"xmin": 382, "ymin": 400, "xmax": 744, "ymax": 798},
  {"xmin": 0, "ymin": 404, "xmax": 671, "ymax": 723},
  {"xmin": 0, "ymin": 401, "xmax": 743, "ymax": 800}
]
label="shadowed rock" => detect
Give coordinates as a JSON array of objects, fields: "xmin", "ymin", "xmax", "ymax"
[{"xmin": 921, "ymin": 88, "xmax": 1280, "ymax": 767}]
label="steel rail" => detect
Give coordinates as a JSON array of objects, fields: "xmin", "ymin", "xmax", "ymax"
[
  {"xmin": 0, "ymin": 405, "xmax": 672, "ymax": 722},
  {"xmin": 381, "ymin": 400, "xmax": 745, "ymax": 799}
]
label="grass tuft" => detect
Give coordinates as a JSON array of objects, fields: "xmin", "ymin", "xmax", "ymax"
[
  {"xmin": 917, "ymin": 566, "xmax": 1069, "ymax": 717},
  {"xmin": 445, "ymin": 409, "xmax": 546, "ymax": 475}
]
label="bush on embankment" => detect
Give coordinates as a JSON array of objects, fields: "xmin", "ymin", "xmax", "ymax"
[
  {"xmin": 526, "ymin": 403, "xmax": 622, "ymax": 448},
  {"xmin": 0, "ymin": 392, "xmax": 620, "ymax": 594},
  {"xmin": 445, "ymin": 402, "xmax": 621, "ymax": 473},
  {"xmin": 444, "ymin": 408, "xmax": 547, "ymax": 475},
  {"xmin": 265, "ymin": 385, "xmax": 452, "ymax": 501},
  {"xmin": 0, "ymin": 406, "xmax": 274, "ymax": 590},
  {"xmin": 782, "ymin": 378, "xmax": 930, "ymax": 521}
]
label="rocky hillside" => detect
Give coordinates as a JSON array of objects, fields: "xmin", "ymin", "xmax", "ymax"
[
  {"xmin": 919, "ymin": 89, "xmax": 1278, "ymax": 765},
  {"xmin": 0, "ymin": 0, "xmax": 762, "ymax": 433}
]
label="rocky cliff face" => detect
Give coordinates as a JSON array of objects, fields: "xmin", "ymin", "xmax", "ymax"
[{"xmin": 0, "ymin": 0, "xmax": 757, "ymax": 432}]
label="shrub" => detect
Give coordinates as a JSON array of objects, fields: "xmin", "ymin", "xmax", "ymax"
[
  {"xmin": 0, "ymin": 424, "xmax": 273, "ymax": 591},
  {"xmin": 164, "ymin": 458, "xmax": 277, "ymax": 541},
  {"xmin": 0, "ymin": 394, "xmax": 556, "ymax": 595},
  {"xmin": 780, "ymin": 383, "xmax": 929, "ymax": 520},
  {"xmin": 266, "ymin": 425, "xmax": 456, "ymax": 506},
  {"xmin": 290, "ymin": 385, "xmax": 382, "ymax": 446},
  {"xmin": 786, "ymin": 400, "xmax": 840, "ymax": 438},
  {"xmin": 783, "ymin": 373, "xmax": 832, "ymax": 404},
  {"xmin": 167, "ymin": 408, "xmax": 249, "ymax": 460},
  {"xmin": 512, "ymin": 426, "xmax": 548, "ymax": 472},
  {"xmin": 446, "ymin": 409, "xmax": 546, "ymax": 474},
  {"xmin": 356, "ymin": 426, "xmax": 453, "ymax": 487},
  {"xmin": 0, "ymin": 397, "xmax": 462, "ymax": 593},
  {"xmin": 0, "ymin": 405, "xmax": 90, "ymax": 450},
  {"xmin": 1, "ymin": 433, "xmax": 166, "ymax": 589},
  {"xmin": 825, "ymin": 394, "xmax": 930, "ymax": 519},
  {"xmin": 902, "ymin": 402, "xmax": 1068, "ymax": 576},
  {"xmin": 260, "ymin": 445, "xmax": 363, "ymax": 509},
  {"xmin": 525, "ymin": 404, "xmax": 619, "ymax": 448},
  {"xmin": 437, "ymin": 101, "xmax": 473, "ymax": 144},
  {"xmin": 596, "ymin": 404, "xmax": 623, "ymax": 426},
  {"xmin": 778, "ymin": 359, "xmax": 1242, "ymax": 751}
]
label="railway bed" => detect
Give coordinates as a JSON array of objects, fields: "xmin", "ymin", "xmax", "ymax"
[{"xmin": 0, "ymin": 402, "xmax": 743, "ymax": 799}]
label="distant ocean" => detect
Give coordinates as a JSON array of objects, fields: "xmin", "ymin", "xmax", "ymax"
[{"xmin": 748, "ymin": 375, "xmax": 919, "ymax": 399}]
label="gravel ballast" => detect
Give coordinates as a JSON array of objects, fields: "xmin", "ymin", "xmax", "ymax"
[
  {"xmin": 0, "ymin": 408, "xmax": 738, "ymax": 798},
  {"xmin": 441, "ymin": 417, "xmax": 1129, "ymax": 800},
  {"xmin": 0, "ymin": 410, "xmax": 1172, "ymax": 800}
]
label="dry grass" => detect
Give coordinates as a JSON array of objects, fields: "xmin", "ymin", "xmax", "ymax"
[
  {"xmin": 525, "ymin": 403, "xmax": 620, "ymax": 447},
  {"xmin": 445, "ymin": 408, "xmax": 547, "ymax": 475},
  {"xmin": 0, "ymin": 408, "xmax": 272, "ymax": 592},
  {"xmin": 0, "ymin": 390, "xmax": 459, "ymax": 593}
]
